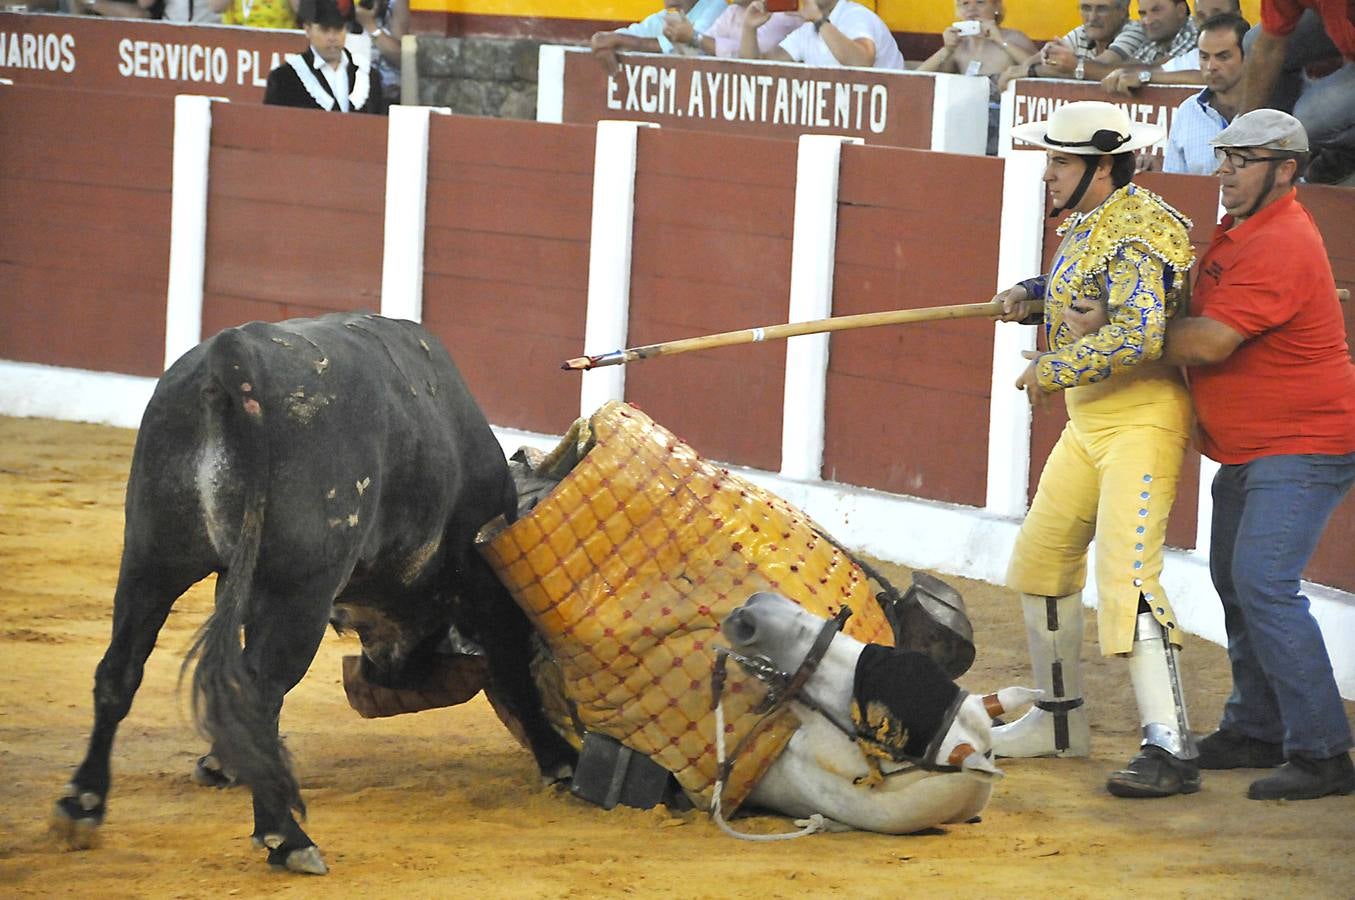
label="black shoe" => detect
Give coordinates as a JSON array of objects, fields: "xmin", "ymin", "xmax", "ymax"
[
  {"xmin": 1247, "ymin": 753, "xmax": 1355, "ymax": 801},
  {"xmin": 1197, "ymin": 728, "xmax": 1285, "ymax": 770},
  {"xmin": 1106, "ymin": 745, "xmax": 1201, "ymax": 798}
]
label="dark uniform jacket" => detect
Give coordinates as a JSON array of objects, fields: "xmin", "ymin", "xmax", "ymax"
[{"xmin": 263, "ymin": 48, "xmax": 387, "ymax": 115}]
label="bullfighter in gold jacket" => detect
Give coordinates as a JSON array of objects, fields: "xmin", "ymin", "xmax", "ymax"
[{"xmin": 993, "ymin": 101, "xmax": 1200, "ymax": 799}]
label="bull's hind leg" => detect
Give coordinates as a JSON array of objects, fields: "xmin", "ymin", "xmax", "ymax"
[
  {"xmin": 233, "ymin": 585, "xmax": 335, "ymax": 875},
  {"xmin": 52, "ymin": 562, "xmax": 208, "ymax": 847}
]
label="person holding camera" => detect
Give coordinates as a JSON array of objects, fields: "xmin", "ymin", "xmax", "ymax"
[
  {"xmin": 738, "ymin": 0, "xmax": 905, "ymax": 69},
  {"xmin": 918, "ymin": 0, "xmax": 1036, "ymax": 80},
  {"xmin": 263, "ymin": 0, "xmax": 387, "ymax": 114},
  {"xmin": 589, "ymin": 0, "xmax": 726, "ymax": 76},
  {"xmin": 672, "ymin": 0, "xmax": 803, "ymax": 59},
  {"xmin": 355, "ymin": 0, "xmax": 407, "ymax": 105},
  {"xmin": 918, "ymin": 0, "xmax": 1036, "ymax": 153},
  {"xmin": 992, "ymin": 101, "xmax": 1202, "ymax": 799}
]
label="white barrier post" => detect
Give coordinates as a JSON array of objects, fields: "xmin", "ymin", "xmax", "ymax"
[
  {"xmin": 164, "ymin": 94, "xmax": 216, "ymax": 371},
  {"xmin": 985, "ymin": 150, "xmax": 1046, "ymax": 516},
  {"xmin": 579, "ymin": 120, "xmax": 658, "ymax": 418},
  {"xmin": 536, "ymin": 44, "xmax": 566, "ymax": 123},
  {"xmin": 780, "ymin": 134, "xmax": 862, "ymax": 481},
  {"xmin": 380, "ymin": 105, "xmax": 450, "ymax": 323}
]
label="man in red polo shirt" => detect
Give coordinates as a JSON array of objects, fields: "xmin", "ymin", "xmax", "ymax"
[
  {"xmin": 1241, "ymin": 0, "xmax": 1355, "ymax": 183},
  {"xmin": 1160, "ymin": 109, "xmax": 1355, "ymax": 800}
]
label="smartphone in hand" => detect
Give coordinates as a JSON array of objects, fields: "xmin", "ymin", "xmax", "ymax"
[{"xmin": 764, "ymin": 0, "xmax": 799, "ymax": 12}]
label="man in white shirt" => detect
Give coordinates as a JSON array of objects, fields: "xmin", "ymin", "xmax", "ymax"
[
  {"xmin": 740, "ymin": 0, "xmax": 906, "ymax": 69},
  {"xmin": 1161, "ymin": 13, "xmax": 1249, "ymax": 173}
]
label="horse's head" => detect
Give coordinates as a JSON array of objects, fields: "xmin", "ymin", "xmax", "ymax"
[{"xmin": 720, "ymin": 591, "xmax": 829, "ymax": 673}]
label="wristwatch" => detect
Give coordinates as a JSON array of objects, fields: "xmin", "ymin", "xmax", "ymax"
[
  {"xmin": 813, "ymin": 17, "xmax": 828, "ymax": 32},
  {"xmin": 1137, "ymin": 69, "xmax": 1152, "ymax": 84}
]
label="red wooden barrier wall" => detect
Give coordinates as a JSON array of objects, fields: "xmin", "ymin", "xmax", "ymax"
[
  {"xmin": 421, "ymin": 116, "xmax": 595, "ymax": 437},
  {"xmin": 624, "ymin": 128, "xmax": 799, "ymax": 473},
  {"xmin": 822, "ymin": 145, "xmax": 1004, "ymax": 506},
  {"xmin": 201, "ymin": 103, "xmax": 388, "ymax": 338},
  {"xmin": 0, "ymin": 85, "xmax": 172, "ymax": 377}
]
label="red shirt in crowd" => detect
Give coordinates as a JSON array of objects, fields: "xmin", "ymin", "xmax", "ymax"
[
  {"xmin": 1262, "ymin": 0, "xmax": 1355, "ymax": 60},
  {"xmin": 1188, "ymin": 189, "xmax": 1355, "ymax": 464}
]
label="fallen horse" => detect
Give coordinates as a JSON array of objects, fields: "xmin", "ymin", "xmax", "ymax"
[{"xmin": 472, "ymin": 401, "xmax": 1033, "ymax": 834}]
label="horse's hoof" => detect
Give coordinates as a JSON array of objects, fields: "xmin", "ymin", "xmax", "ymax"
[
  {"xmin": 540, "ymin": 760, "xmax": 574, "ymax": 787},
  {"xmin": 49, "ymin": 798, "xmax": 102, "ymax": 850},
  {"xmin": 284, "ymin": 846, "xmax": 328, "ymax": 875},
  {"xmin": 191, "ymin": 755, "xmax": 236, "ymax": 788}
]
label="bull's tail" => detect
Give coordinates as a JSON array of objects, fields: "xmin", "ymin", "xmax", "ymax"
[{"xmin": 181, "ymin": 330, "xmax": 305, "ymax": 820}]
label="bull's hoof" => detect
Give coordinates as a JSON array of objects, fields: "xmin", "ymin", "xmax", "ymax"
[
  {"xmin": 50, "ymin": 789, "xmax": 105, "ymax": 850},
  {"xmin": 281, "ymin": 846, "xmax": 329, "ymax": 875},
  {"xmin": 191, "ymin": 755, "xmax": 237, "ymax": 788},
  {"xmin": 255, "ymin": 833, "xmax": 329, "ymax": 875}
]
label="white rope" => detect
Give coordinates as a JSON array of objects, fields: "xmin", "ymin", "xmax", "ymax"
[{"xmin": 708, "ymin": 700, "xmax": 825, "ymax": 842}]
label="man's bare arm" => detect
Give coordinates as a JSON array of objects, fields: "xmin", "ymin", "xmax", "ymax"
[
  {"xmin": 1240, "ymin": 28, "xmax": 1287, "ymax": 112},
  {"xmin": 1160, "ymin": 316, "xmax": 1246, "ymax": 366}
]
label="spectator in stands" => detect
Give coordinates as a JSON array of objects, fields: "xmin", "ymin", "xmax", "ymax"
[
  {"xmin": 213, "ymin": 0, "xmax": 298, "ymax": 29},
  {"xmin": 70, "ymin": 0, "xmax": 220, "ymax": 22},
  {"xmin": 918, "ymin": 0, "xmax": 1036, "ymax": 154},
  {"xmin": 740, "ymin": 0, "xmax": 905, "ymax": 69},
  {"xmin": 669, "ymin": 0, "xmax": 803, "ymax": 58},
  {"xmin": 1101, "ymin": 0, "xmax": 1201, "ymax": 94},
  {"xmin": 355, "ymin": 0, "xmax": 407, "ymax": 105},
  {"xmin": 999, "ymin": 0, "xmax": 1132, "ymax": 90},
  {"xmin": 589, "ymin": 0, "xmax": 726, "ymax": 76},
  {"xmin": 1133, "ymin": 0, "xmax": 1239, "ymax": 71},
  {"xmin": 1158, "ymin": 14, "xmax": 1249, "ymax": 173},
  {"xmin": 1195, "ymin": 0, "xmax": 1240, "ymax": 23},
  {"xmin": 263, "ymin": 0, "xmax": 386, "ymax": 115},
  {"xmin": 1241, "ymin": 2, "xmax": 1355, "ymax": 185}
]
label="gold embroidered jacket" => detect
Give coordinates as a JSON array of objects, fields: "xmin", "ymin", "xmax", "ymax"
[{"xmin": 1024, "ymin": 184, "xmax": 1195, "ymax": 392}]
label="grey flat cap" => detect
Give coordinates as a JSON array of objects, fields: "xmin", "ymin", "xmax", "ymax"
[{"xmin": 1211, "ymin": 109, "xmax": 1309, "ymax": 152}]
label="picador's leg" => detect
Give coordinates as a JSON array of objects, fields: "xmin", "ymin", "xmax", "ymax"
[
  {"xmin": 991, "ymin": 593, "xmax": 1091, "ymax": 758},
  {"xmin": 475, "ymin": 574, "xmax": 577, "ymax": 782},
  {"xmin": 1106, "ymin": 608, "xmax": 1200, "ymax": 797}
]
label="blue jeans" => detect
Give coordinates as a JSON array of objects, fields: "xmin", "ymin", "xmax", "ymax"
[
  {"xmin": 1244, "ymin": 13, "xmax": 1355, "ymax": 150},
  {"xmin": 1210, "ymin": 453, "xmax": 1355, "ymax": 758}
]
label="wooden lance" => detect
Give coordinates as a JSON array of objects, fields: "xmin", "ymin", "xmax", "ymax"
[
  {"xmin": 562, "ymin": 300, "xmax": 1005, "ymax": 371},
  {"xmin": 563, "ymin": 290, "xmax": 1351, "ymax": 371}
]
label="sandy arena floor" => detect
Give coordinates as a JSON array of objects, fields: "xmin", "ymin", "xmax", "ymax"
[{"xmin": 1, "ymin": 415, "xmax": 1352, "ymax": 898}]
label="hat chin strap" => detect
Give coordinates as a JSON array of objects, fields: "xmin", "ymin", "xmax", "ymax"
[
  {"xmin": 1238, "ymin": 162, "xmax": 1279, "ymax": 220},
  {"xmin": 1051, "ymin": 157, "xmax": 1099, "ymax": 218}
]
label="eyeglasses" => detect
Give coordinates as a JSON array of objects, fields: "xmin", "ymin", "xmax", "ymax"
[{"xmin": 1213, "ymin": 148, "xmax": 1291, "ymax": 169}]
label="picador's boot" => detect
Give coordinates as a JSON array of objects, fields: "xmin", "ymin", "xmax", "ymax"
[
  {"xmin": 1106, "ymin": 611, "xmax": 1200, "ymax": 798},
  {"xmin": 991, "ymin": 593, "xmax": 1090, "ymax": 758}
]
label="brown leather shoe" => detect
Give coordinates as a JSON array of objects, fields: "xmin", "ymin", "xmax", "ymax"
[
  {"xmin": 1106, "ymin": 745, "xmax": 1201, "ymax": 798},
  {"xmin": 1248, "ymin": 753, "xmax": 1355, "ymax": 801},
  {"xmin": 1197, "ymin": 728, "xmax": 1284, "ymax": 770}
]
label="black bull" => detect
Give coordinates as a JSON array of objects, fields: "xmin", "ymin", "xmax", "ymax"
[{"xmin": 51, "ymin": 314, "xmax": 575, "ymax": 873}]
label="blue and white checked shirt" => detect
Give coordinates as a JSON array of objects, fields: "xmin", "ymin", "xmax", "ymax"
[{"xmin": 1163, "ymin": 88, "xmax": 1229, "ymax": 175}]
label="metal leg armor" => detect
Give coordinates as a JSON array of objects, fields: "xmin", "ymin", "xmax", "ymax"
[
  {"xmin": 991, "ymin": 593, "xmax": 1090, "ymax": 758},
  {"xmin": 1105, "ymin": 611, "xmax": 1201, "ymax": 798},
  {"xmin": 1126, "ymin": 611, "xmax": 1198, "ymax": 760}
]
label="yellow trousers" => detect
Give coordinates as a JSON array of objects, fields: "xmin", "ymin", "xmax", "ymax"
[{"xmin": 1007, "ymin": 369, "xmax": 1192, "ymax": 656}]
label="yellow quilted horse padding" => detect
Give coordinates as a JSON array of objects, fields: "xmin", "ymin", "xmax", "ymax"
[{"xmin": 478, "ymin": 401, "xmax": 893, "ymax": 811}]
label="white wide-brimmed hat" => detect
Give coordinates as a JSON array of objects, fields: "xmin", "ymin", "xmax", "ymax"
[{"xmin": 1011, "ymin": 100, "xmax": 1164, "ymax": 154}]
